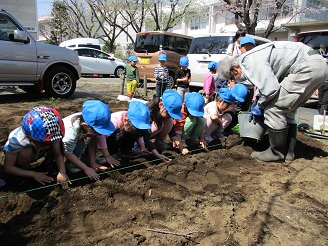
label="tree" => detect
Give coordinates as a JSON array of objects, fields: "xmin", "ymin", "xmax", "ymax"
[
  {"xmin": 117, "ymin": 0, "xmax": 205, "ymax": 43},
  {"xmin": 48, "ymin": 0, "xmax": 70, "ymax": 44},
  {"xmin": 39, "ymin": 17, "xmax": 53, "ymax": 43},
  {"xmin": 218, "ymin": 0, "xmax": 328, "ymax": 37},
  {"xmin": 218, "ymin": 0, "xmax": 288, "ymax": 36},
  {"xmin": 145, "ymin": 0, "xmax": 194, "ymax": 31},
  {"xmin": 88, "ymin": 0, "xmax": 130, "ymax": 52},
  {"xmin": 63, "ymin": 0, "xmax": 103, "ymax": 39}
]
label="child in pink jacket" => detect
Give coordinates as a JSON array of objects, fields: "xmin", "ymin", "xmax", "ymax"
[{"xmin": 203, "ymin": 61, "xmax": 218, "ymax": 100}]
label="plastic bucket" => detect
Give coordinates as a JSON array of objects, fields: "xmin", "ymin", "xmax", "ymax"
[{"xmin": 237, "ymin": 111, "xmax": 266, "ymax": 140}]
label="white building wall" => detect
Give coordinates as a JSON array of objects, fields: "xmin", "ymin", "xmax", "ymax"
[{"xmin": 1, "ymin": 0, "xmax": 38, "ymax": 39}]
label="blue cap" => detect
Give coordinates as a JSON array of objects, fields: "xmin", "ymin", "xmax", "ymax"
[
  {"xmin": 208, "ymin": 61, "xmax": 218, "ymax": 70},
  {"xmin": 180, "ymin": 56, "xmax": 189, "ymax": 66},
  {"xmin": 158, "ymin": 54, "xmax": 167, "ymax": 61},
  {"xmin": 162, "ymin": 90, "xmax": 183, "ymax": 119},
  {"xmin": 240, "ymin": 36, "xmax": 256, "ymax": 46},
  {"xmin": 323, "ymin": 52, "xmax": 328, "ymax": 57},
  {"xmin": 185, "ymin": 92, "xmax": 205, "ymax": 117},
  {"xmin": 82, "ymin": 100, "xmax": 115, "ymax": 135},
  {"xmin": 128, "ymin": 101, "xmax": 151, "ymax": 129},
  {"xmin": 219, "ymin": 88, "xmax": 239, "ymax": 103},
  {"xmin": 128, "ymin": 56, "xmax": 138, "ymax": 62},
  {"xmin": 231, "ymin": 84, "xmax": 247, "ymax": 102}
]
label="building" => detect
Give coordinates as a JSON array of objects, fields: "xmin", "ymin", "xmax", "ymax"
[
  {"xmin": 1, "ymin": 0, "xmax": 38, "ymax": 39},
  {"xmin": 171, "ymin": 0, "xmax": 328, "ymax": 41}
]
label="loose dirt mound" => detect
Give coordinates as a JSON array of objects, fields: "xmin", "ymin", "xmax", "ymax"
[{"xmin": 0, "ymin": 93, "xmax": 327, "ymax": 246}]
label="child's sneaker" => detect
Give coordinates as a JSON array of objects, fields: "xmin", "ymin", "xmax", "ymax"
[
  {"xmin": 66, "ymin": 162, "xmax": 82, "ymax": 173},
  {"xmin": 112, "ymin": 154, "xmax": 122, "ymax": 162},
  {"xmin": 0, "ymin": 178, "xmax": 6, "ymax": 187},
  {"xmin": 213, "ymin": 132, "xmax": 227, "ymax": 140},
  {"xmin": 204, "ymin": 135, "xmax": 214, "ymax": 143},
  {"xmin": 96, "ymin": 156, "xmax": 107, "ymax": 165}
]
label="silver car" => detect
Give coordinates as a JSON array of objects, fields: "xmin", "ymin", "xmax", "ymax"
[{"xmin": 0, "ymin": 9, "xmax": 81, "ymax": 98}]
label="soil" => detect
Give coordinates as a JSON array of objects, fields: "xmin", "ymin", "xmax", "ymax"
[{"xmin": 0, "ymin": 81, "xmax": 328, "ymax": 246}]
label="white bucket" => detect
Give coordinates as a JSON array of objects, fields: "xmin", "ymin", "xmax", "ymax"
[{"xmin": 237, "ymin": 111, "xmax": 266, "ymax": 140}]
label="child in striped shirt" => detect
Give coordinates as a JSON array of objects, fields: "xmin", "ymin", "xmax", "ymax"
[{"xmin": 154, "ymin": 54, "xmax": 169, "ymax": 98}]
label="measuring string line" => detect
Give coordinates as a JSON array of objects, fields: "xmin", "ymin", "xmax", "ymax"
[{"xmin": 0, "ymin": 142, "xmax": 222, "ymax": 199}]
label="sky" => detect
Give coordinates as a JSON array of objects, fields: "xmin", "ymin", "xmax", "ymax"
[{"xmin": 37, "ymin": 0, "xmax": 54, "ymax": 16}]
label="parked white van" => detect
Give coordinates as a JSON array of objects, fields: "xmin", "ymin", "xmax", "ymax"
[
  {"xmin": 187, "ymin": 33, "xmax": 271, "ymax": 91},
  {"xmin": 60, "ymin": 38, "xmax": 101, "ymax": 50},
  {"xmin": 0, "ymin": 9, "xmax": 81, "ymax": 98}
]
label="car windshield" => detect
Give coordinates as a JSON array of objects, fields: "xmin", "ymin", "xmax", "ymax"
[
  {"xmin": 188, "ymin": 36, "xmax": 233, "ymax": 55},
  {"xmin": 134, "ymin": 34, "xmax": 165, "ymax": 53},
  {"xmin": 298, "ymin": 33, "xmax": 328, "ymax": 52}
]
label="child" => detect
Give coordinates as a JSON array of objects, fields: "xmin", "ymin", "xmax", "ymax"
[
  {"xmin": 154, "ymin": 54, "xmax": 169, "ymax": 98},
  {"xmin": 172, "ymin": 92, "xmax": 206, "ymax": 155},
  {"xmin": 226, "ymin": 29, "xmax": 246, "ymax": 56},
  {"xmin": 239, "ymin": 36, "xmax": 256, "ymax": 54},
  {"xmin": 229, "ymin": 36, "xmax": 257, "ymax": 111},
  {"xmin": 203, "ymin": 61, "xmax": 218, "ymax": 101},
  {"xmin": 221, "ymin": 83, "xmax": 248, "ymax": 134},
  {"xmin": 203, "ymin": 88, "xmax": 244, "ymax": 143},
  {"xmin": 62, "ymin": 100, "xmax": 115, "ymax": 180},
  {"xmin": 121, "ymin": 55, "xmax": 139, "ymax": 99},
  {"xmin": 146, "ymin": 89, "xmax": 183, "ymax": 154},
  {"xmin": 175, "ymin": 56, "xmax": 191, "ymax": 100},
  {"xmin": 98, "ymin": 101, "xmax": 171, "ymax": 162},
  {"xmin": 3, "ymin": 106, "xmax": 71, "ymax": 189}
]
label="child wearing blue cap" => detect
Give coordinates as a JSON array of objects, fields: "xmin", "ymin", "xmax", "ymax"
[
  {"xmin": 154, "ymin": 54, "xmax": 169, "ymax": 98},
  {"xmin": 239, "ymin": 36, "xmax": 256, "ymax": 54},
  {"xmin": 146, "ymin": 90, "xmax": 183, "ymax": 155},
  {"xmin": 203, "ymin": 61, "xmax": 218, "ymax": 101},
  {"xmin": 175, "ymin": 56, "xmax": 191, "ymax": 100},
  {"xmin": 172, "ymin": 92, "xmax": 206, "ymax": 155},
  {"xmin": 121, "ymin": 56, "xmax": 139, "ymax": 99},
  {"xmin": 203, "ymin": 88, "xmax": 242, "ymax": 143},
  {"xmin": 98, "ymin": 101, "xmax": 171, "ymax": 162},
  {"xmin": 62, "ymin": 100, "xmax": 115, "ymax": 180},
  {"xmin": 2, "ymin": 106, "xmax": 70, "ymax": 189}
]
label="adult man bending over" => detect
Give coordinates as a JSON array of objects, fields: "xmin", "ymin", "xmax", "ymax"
[{"xmin": 218, "ymin": 41, "xmax": 328, "ymax": 162}]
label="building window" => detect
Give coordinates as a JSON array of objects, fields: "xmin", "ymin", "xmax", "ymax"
[
  {"xmin": 256, "ymin": 0, "xmax": 294, "ymax": 20},
  {"xmin": 225, "ymin": 12, "xmax": 235, "ymax": 25},
  {"xmin": 305, "ymin": 0, "xmax": 328, "ymax": 21},
  {"xmin": 190, "ymin": 18, "xmax": 207, "ymax": 30}
]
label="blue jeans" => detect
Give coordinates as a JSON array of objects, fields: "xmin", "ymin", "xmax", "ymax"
[
  {"xmin": 156, "ymin": 82, "xmax": 167, "ymax": 98},
  {"xmin": 177, "ymin": 87, "xmax": 190, "ymax": 102}
]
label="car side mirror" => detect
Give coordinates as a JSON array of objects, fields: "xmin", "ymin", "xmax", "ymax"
[
  {"xmin": 14, "ymin": 30, "xmax": 29, "ymax": 43},
  {"xmin": 109, "ymin": 57, "xmax": 115, "ymax": 61}
]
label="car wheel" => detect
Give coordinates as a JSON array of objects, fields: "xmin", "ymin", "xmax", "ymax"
[
  {"xmin": 167, "ymin": 72, "xmax": 175, "ymax": 89},
  {"xmin": 44, "ymin": 66, "xmax": 76, "ymax": 98},
  {"xmin": 114, "ymin": 66, "xmax": 124, "ymax": 78}
]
